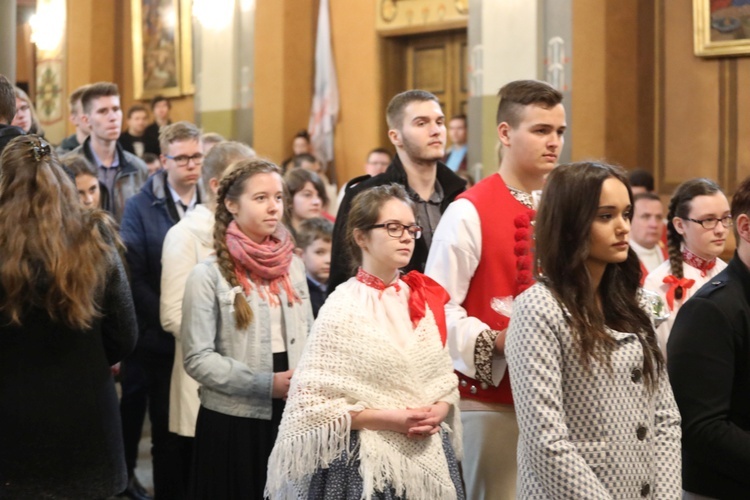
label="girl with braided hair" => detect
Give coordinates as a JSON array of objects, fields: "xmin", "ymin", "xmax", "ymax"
[
  {"xmin": 644, "ymin": 178, "xmax": 730, "ymax": 357},
  {"xmin": 181, "ymin": 158, "xmax": 313, "ymax": 499}
]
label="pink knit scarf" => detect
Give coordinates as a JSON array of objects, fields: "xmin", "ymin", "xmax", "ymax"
[{"xmin": 225, "ymin": 221, "xmax": 300, "ymax": 307}]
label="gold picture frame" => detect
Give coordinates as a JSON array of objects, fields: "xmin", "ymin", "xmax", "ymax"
[
  {"xmin": 132, "ymin": 0, "xmax": 194, "ymax": 100},
  {"xmin": 694, "ymin": 0, "xmax": 750, "ymax": 57},
  {"xmin": 179, "ymin": 0, "xmax": 194, "ymax": 96}
]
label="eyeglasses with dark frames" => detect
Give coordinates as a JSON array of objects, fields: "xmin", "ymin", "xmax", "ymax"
[
  {"xmin": 366, "ymin": 222, "xmax": 423, "ymax": 240},
  {"xmin": 165, "ymin": 153, "xmax": 204, "ymax": 167},
  {"xmin": 684, "ymin": 215, "xmax": 733, "ymax": 230}
]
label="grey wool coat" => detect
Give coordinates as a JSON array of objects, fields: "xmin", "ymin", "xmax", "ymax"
[{"xmin": 506, "ymin": 283, "xmax": 682, "ymax": 499}]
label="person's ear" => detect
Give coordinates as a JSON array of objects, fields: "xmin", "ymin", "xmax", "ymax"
[
  {"xmin": 293, "ymin": 247, "xmax": 303, "ymax": 257},
  {"xmin": 736, "ymin": 213, "xmax": 750, "ymax": 244},
  {"xmin": 209, "ymin": 177, "xmax": 220, "ymax": 196},
  {"xmin": 353, "ymin": 228, "xmax": 367, "ymax": 250},
  {"xmin": 672, "ymin": 216, "xmax": 686, "ymax": 236},
  {"xmin": 387, "ymin": 128, "xmax": 402, "ymax": 148},
  {"xmin": 497, "ymin": 122, "xmax": 512, "ymax": 149},
  {"xmin": 225, "ymin": 198, "xmax": 238, "ymax": 216}
]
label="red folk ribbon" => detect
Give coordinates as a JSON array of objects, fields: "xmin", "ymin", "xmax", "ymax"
[
  {"xmin": 401, "ymin": 271, "xmax": 449, "ymax": 346},
  {"xmin": 354, "ymin": 268, "xmax": 448, "ymax": 345},
  {"xmin": 662, "ymin": 275, "xmax": 696, "ymax": 310}
]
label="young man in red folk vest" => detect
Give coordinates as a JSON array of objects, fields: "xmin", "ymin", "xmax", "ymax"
[{"xmin": 426, "ymin": 80, "xmax": 566, "ymax": 499}]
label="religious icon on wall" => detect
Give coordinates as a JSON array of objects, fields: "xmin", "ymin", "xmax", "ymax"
[{"xmin": 132, "ymin": 0, "xmax": 193, "ymax": 99}]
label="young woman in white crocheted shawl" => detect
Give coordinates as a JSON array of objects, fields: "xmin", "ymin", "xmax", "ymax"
[{"xmin": 266, "ymin": 184, "xmax": 464, "ymax": 500}]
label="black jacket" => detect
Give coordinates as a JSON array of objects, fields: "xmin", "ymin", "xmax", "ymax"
[
  {"xmin": 142, "ymin": 122, "xmax": 166, "ymax": 155},
  {"xmin": 327, "ymin": 155, "xmax": 465, "ymax": 294},
  {"xmin": 118, "ymin": 131, "xmax": 158, "ymax": 157},
  {"xmin": 72, "ymin": 137, "xmax": 149, "ymax": 222},
  {"xmin": 0, "ymin": 124, "xmax": 24, "ymax": 158},
  {"xmin": 668, "ymin": 254, "xmax": 750, "ymax": 499},
  {"xmin": 0, "ymin": 251, "xmax": 137, "ymax": 498},
  {"xmin": 56, "ymin": 133, "xmax": 80, "ymax": 155}
]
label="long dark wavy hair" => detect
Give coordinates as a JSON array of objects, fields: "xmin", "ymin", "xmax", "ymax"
[
  {"xmin": 0, "ymin": 135, "xmax": 118, "ymax": 330},
  {"xmin": 535, "ymin": 162, "xmax": 664, "ymax": 391}
]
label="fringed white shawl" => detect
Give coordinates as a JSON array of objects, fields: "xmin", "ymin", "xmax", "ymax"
[{"xmin": 265, "ymin": 277, "xmax": 462, "ymax": 500}]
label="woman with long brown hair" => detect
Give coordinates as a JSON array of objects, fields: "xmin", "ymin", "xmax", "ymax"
[
  {"xmin": 0, "ymin": 136, "xmax": 137, "ymax": 498},
  {"xmin": 506, "ymin": 162, "xmax": 681, "ymax": 498}
]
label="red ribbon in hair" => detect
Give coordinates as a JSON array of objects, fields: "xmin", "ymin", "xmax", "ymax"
[
  {"xmin": 401, "ymin": 271, "xmax": 450, "ymax": 346},
  {"xmin": 662, "ymin": 275, "xmax": 696, "ymax": 310}
]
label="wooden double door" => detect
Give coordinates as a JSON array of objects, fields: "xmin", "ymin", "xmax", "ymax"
[{"xmin": 386, "ymin": 29, "xmax": 468, "ymax": 122}]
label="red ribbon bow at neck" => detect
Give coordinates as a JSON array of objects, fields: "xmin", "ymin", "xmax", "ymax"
[{"xmin": 662, "ymin": 275, "xmax": 696, "ymax": 310}]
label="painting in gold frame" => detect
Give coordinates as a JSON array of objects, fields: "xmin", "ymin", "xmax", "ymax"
[
  {"xmin": 694, "ymin": 0, "xmax": 750, "ymax": 57},
  {"xmin": 132, "ymin": 0, "xmax": 194, "ymax": 99}
]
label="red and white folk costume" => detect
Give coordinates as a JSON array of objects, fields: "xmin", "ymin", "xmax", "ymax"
[
  {"xmin": 265, "ymin": 270, "xmax": 462, "ymax": 500},
  {"xmin": 644, "ymin": 247, "xmax": 727, "ymax": 357},
  {"xmin": 425, "ymin": 173, "xmax": 536, "ymax": 499}
]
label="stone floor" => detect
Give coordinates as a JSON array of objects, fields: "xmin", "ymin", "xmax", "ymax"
[{"xmin": 133, "ymin": 417, "xmax": 154, "ymax": 496}]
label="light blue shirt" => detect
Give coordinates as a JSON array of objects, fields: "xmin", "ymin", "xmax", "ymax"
[
  {"xmin": 167, "ymin": 183, "xmax": 198, "ymax": 218},
  {"xmin": 445, "ymin": 145, "xmax": 467, "ymax": 172}
]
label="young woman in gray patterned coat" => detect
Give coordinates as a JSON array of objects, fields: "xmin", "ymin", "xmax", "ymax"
[{"xmin": 506, "ymin": 162, "xmax": 682, "ymax": 499}]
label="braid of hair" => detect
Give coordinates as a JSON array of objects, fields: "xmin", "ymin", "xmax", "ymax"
[
  {"xmin": 213, "ymin": 166, "xmax": 254, "ymax": 329},
  {"xmin": 665, "ymin": 193, "xmax": 685, "ymax": 300}
]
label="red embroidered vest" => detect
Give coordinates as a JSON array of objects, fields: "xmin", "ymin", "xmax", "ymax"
[{"xmin": 456, "ymin": 174, "xmax": 535, "ymax": 405}]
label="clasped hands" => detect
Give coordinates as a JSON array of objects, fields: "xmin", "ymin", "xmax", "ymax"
[{"xmin": 385, "ymin": 401, "xmax": 451, "ymax": 439}]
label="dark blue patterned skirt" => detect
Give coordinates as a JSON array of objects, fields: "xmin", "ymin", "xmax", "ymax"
[{"xmin": 306, "ymin": 430, "xmax": 465, "ymax": 500}]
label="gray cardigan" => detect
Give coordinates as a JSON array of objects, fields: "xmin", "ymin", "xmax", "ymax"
[
  {"xmin": 181, "ymin": 255, "xmax": 313, "ymax": 419},
  {"xmin": 506, "ymin": 283, "xmax": 682, "ymax": 499}
]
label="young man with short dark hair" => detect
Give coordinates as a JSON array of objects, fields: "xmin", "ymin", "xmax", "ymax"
[
  {"xmin": 364, "ymin": 147, "xmax": 392, "ymax": 177},
  {"xmin": 120, "ymin": 121, "xmax": 205, "ymax": 500},
  {"xmin": 142, "ymin": 95, "xmax": 171, "ymax": 155},
  {"xmin": 327, "ymin": 89, "xmax": 466, "ymax": 293},
  {"xmin": 70, "ymin": 82, "xmax": 148, "ymax": 221},
  {"xmin": 631, "ymin": 192, "xmax": 667, "ymax": 281},
  {"xmin": 426, "ymin": 79, "xmax": 566, "ymax": 499},
  {"xmin": 629, "ymin": 168, "xmax": 655, "ymax": 195},
  {"xmin": 57, "ymin": 85, "xmax": 91, "ymax": 154},
  {"xmin": 668, "ymin": 175, "xmax": 750, "ymax": 499},
  {"xmin": 444, "ymin": 113, "xmax": 468, "ymax": 172},
  {"xmin": 119, "ymin": 104, "xmax": 158, "ymax": 157}
]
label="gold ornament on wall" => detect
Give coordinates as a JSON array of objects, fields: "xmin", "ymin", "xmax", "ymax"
[
  {"xmin": 376, "ymin": 0, "xmax": 468, "ymax": 35},
  {"xmin": 381, "ymin": 0, "xmax": 397, "ymax": 22}
]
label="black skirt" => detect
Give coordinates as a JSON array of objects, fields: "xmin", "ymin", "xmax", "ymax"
[{"xmin": 188, "ymin": 352, "xmax": 288, "ymax": 500}]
